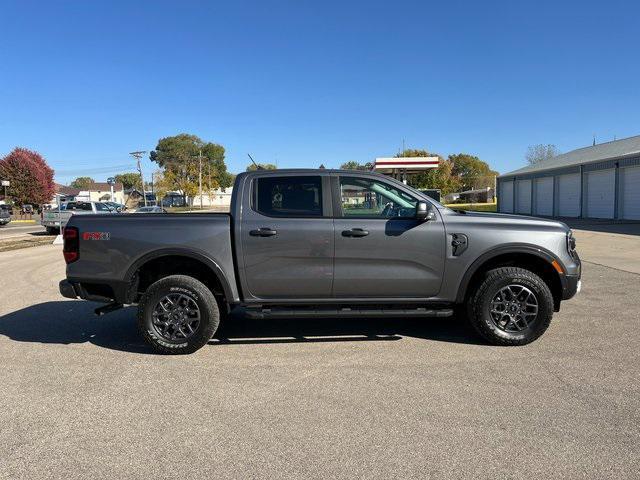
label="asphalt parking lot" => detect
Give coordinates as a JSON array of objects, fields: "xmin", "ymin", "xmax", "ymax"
[{"xmin": 0, "ymin": 229, "xmax": 639, "ymax": 479}]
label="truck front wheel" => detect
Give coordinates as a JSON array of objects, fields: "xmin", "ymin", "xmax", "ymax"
[
  {"xmin": 137, "ymin": 275, "xmax": 220, "ymax": 354},
  {"xmin": 466, "ymin": 267, "xmax": 554, "ymax": 346}
]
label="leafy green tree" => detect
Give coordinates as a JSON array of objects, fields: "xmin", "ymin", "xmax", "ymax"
[
  {"xmin": 246, "ymin": 163, "xmax": 277, "ymax": 171},
  {"xmin": 115, "ymin": 172, "xmax": 142, "ymax": 190},
  {"xmin": 394, "ymin": 149, "xmax": 461, "ymax": 195},
  {"xmin": 70, "ymin": 176, "xmax": 95, "ymax": 189},
  {"xmin": 340, "ymin": 161, "xmax": 373, "ymax": 170},
  {"xmin": 448, "ymin": 153, "xmax": 498, "ymax": 191},
  {"xmin": 150, "ymin": 133, "xmax": 232, "ymax": 204}
]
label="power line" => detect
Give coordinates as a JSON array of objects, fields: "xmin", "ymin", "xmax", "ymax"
[{"xmin": 54, "ymin": 163, "xmax": 136, "ymax": 175}]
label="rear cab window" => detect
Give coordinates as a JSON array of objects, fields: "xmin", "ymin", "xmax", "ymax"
[
  {"xmin": 65, "ymin": 202, "xmax": 93, "ymax": 211},
  {"xmin": 253, "ymin": 176, "xmax": 323, "ymax": 217}
]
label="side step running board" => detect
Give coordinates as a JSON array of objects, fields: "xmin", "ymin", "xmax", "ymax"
[{"xmin": 243, "ymin": 307, "xmax": 454, "ymax": 320}]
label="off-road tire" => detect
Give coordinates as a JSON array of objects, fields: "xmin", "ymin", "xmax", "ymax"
[
  {"xmin": 138, "ymin": 275, "xmax": 220, "ymax": 354},
  {"xmin": 467, "ymin": 267, "xmax": 554, "ymax": 346}
]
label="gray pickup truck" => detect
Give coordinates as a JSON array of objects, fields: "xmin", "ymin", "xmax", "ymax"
[{"xmin": 60, "ymin": 169, "xmax": 581, "ymax": 354}]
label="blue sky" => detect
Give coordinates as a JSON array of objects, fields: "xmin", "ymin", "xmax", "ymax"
[{"xmin": 1, "ymin": 0, "xmax": 638, "ymax": 184}]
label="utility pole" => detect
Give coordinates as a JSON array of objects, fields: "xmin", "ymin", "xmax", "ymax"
[
  {"xmin": 198, "ymin": 149, "xmax": 203, "ymax": 210},
  {"xmin": 130, "ymin": 151, "xmax": 148, "ymax": 207},
  {"xmin": 107, "ymin": 177, "xmax": 116, "ymax": 205}
]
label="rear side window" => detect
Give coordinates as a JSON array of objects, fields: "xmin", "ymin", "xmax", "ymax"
[
  {"xmin": 95, "ymin": 203, "xmax": 110, "ymax": 212},
  {"xmin": 254, "ymin": 176, "xmax": 322, "ymax": 217},
  {"xmin": 66, "ymin": 202, "xmax": 92, "ymax": 211}
]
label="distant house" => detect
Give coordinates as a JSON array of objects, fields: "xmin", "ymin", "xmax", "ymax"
[
  {"xmin": 76, "ymin": 182, "xmax": 125, "ymax": 204},
  {"xmin": 192, "ymin": 187, "xmax": 234, "ymax": 209},
  {"xmin": 46, "ymin": 184, "xmax": 81, "ymax": 207}
]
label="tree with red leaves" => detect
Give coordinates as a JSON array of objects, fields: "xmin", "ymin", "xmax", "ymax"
[{"xmin": 0, "ymin": 148, "xmax": 55, "ymax": 206}]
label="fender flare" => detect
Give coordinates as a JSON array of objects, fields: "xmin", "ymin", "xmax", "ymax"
[
  {"xmin": 455, "ymin": 243, "xmax": 566, "ymax": 303},
  {"xmin": 124, "ymin": 248, "xmax": 236, "ymax": 303}
]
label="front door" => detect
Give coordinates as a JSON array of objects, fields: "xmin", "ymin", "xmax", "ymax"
[
  {"xmin": 333, "ymin": 175, "xmax": 446, "ymax": 298},
  {"xmin": 240, "ymin": 174, "xmax": 334, "ymax": 300}
]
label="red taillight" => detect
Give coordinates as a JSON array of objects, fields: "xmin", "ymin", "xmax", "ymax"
[
  {"xmin": 63, "ymin": 227, "xmax": 79, "ymax": 264},
  {"xmin": 63, "ymin": 227, "xmax": 77, "ymax": 239}
]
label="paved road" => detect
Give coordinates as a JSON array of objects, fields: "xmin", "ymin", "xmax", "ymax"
[
  {"xmin": 572, "ymin": 228, "xmax": 640, "ymax": 274},
  {"xmin": 0, "ymin": 223, "xmax": 44, "ymax": 240},
  {"xmin": 0, "ymin": 245, "xmax": 639, "ymax": 479}
]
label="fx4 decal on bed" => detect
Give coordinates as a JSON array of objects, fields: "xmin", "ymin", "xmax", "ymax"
[{"xmin": 82, "ymin": 232, "xmax": 111, "ymax": 241}]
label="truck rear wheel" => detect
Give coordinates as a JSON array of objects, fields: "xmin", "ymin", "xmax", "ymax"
[
  {"xmin": 137, "ymin": 275, "xmax": 220, "ymax": 354},
  {"xmin": 466, "ymin": 267, "xmax": 554, "ymax": 346}
]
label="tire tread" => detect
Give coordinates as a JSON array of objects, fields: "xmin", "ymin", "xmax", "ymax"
[
  {"xmin": 467, "ymin": 267, "xmax": 553, "ymax": 346},
  {"xmin": 137, "ymin": 274, "xmax": 219, "ymax": 354}
]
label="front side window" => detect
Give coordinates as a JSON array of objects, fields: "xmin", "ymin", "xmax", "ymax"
[
  {"xmin": 339, "ymin": 177, "xmax": 417, "ymax": 218},
  {"xmin": 254, "ymin": 176, "xmax": 322, "ymax": 217}
]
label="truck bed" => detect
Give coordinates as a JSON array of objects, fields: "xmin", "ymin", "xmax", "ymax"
[{"xmin": 65, "ymin": 213, "xmax": 238, "ymax": 303}]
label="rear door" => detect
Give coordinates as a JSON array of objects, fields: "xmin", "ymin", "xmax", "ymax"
[
  {"xmin": 332, "ymin": 175, "xmax": 445, "ymax": 298},
  {"xmin": 240, "ymin": 174, "xmax": 334, "ymax": 300}
]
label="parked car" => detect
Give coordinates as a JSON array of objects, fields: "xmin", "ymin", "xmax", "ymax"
[
  {"xmin": 1, "ymin": 204, "xmax": 14, "ymax": 215},
  {"xmin": 161, "ymin": 194, "xmax": 186, "ymax": 208},
  {"xmin": 41, "ymin": 201, "xmax": 116, "ymax": 234},
  {"xmin": 0, "ymin": 205, "xmax": 10, "ymax": 226},
  {"xmin": 133, "ymin": 206, "xmax": 167, "ymax": 213},
  {"xmin": 104, "ymin": 202, "xmax": 127, "ymax": 212},
  {"xmin": 60, "ymin": 169, "xmax": 581, "ymax": 354},
  {"xmin": 22, "ymin": 204, "xmax": 34, "ymax": 214}
]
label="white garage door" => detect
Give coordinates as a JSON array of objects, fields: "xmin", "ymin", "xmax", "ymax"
[
  {"xmin": 621, "ymin": 166, "xmax": 640, "ymax": 220},
  {"xmin": 516, "ymin": 179, "xmax": 532, "ymax": 214},
  {"xmin": 500, "ymin": 181, "xmax": 514, "ymax": 213},
  {"xmin": 557, "ymin": 173, "xmax": 581, "ymax": 217},
  {"xmin": 585, "ymin": 169, "xmax": 615, "ymax": 219},
  {"xmin": 534, "ymin": 177, "xmax": 554, "ymax": 216}
]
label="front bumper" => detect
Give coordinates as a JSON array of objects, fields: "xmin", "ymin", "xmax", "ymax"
[{"xmin": 562, "ymin": 274, "xmax": 581, "ymax": 300}]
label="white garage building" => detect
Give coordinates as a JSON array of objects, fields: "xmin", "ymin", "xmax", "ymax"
[{"xmin": 498, "ymin": 135, "xmax": 640, "ymax": 220}]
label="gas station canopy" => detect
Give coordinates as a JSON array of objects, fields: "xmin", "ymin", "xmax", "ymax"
[{"xmin": 373, "ymin": 157, "xmax": 439, "ymax": 174}]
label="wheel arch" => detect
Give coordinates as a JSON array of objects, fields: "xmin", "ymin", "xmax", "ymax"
[
  {"xmin": 124, "ymin": 248, "xmax": 235, "ymax": 307},
  {"xmin": 456, "ymin": 244, "xmax": 566, "ymax": 310}
]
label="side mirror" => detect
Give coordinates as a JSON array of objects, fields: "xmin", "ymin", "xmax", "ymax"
[{"xmin": 416, "ymin": 201, "xmax": 436, "ymax": 221}]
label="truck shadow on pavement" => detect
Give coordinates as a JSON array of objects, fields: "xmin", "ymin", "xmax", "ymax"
[{"xmin": 0, "ymin": 301, "xmax": 486, "ymax": 354}]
